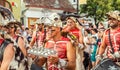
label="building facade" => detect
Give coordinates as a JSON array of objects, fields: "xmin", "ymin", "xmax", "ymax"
[{"xmin": 23, "ymin": 0, "xmax": 76, "ymax": 27}]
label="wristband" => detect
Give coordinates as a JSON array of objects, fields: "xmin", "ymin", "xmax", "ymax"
[
  {"xmin": 78, "ymin": 43, "xmax": 84, "ymax": 49},
  {"xmin": 96, "ymin": 55, "xmax": 102, "ymax": 60}
]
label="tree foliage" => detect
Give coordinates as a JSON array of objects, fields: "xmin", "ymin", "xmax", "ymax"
[{"xmin": 79, "ymin": 0, "xmax": 120, "ymax": 25}]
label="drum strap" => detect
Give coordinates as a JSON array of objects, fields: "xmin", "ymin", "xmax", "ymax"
[{"xmin": 108, "ymin": 29, "xmax": 114, "ymax": 54}]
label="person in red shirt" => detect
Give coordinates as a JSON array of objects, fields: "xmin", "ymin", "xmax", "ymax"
[
  {"xmin": 37, "ymin": 19, "xmax": 76, "ymax": 70},
  {"xmin": 96, "ymin": 11, "xmax": 120, "ymax": 65},
  {"xmin": 29, "ymin": 21, "xmax": 45, "ymax": 70},
  {"xmin": 62, "ymin": 17, "xmax": 85, "ymax": 70},
  {"xmin": 30, "ymin": 22, "xmax": 45, "ymax": 48}
]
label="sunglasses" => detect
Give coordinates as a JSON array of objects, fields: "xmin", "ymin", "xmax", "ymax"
[
  {"xmin": 10, "ymin": 26, "xmax": 14, "ymax": 29},
  {"xmin": 108, "ymin": 17, "xmax": 116, "ymax": 21},
  {"xmin": 50, "ymin": 30, "xmax": 56, "ymax": 32}
]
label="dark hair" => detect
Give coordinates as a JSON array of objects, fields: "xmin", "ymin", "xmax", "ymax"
[
  {"xmin": 92, "ymin": 36, "xmax": 97, "ymax": 40},
  {"xmin": 91, "ymin": 28, "xmax": 98, "ymax": 33},
  {"xmin": 85, "ymin": 29, "xmax": 90, "ymax": 34},
  {"xmin": 25, "ymin": 27, "xmax": 29, "ymax": 30},
  {"xmin": 7, "ymin": 21, "xmax": 22, "ymax": 32}
]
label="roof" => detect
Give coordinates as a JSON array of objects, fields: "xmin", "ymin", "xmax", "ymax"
[{"xmin": 23, "ymin": 0, "xmax": 76, "ymax": 13}]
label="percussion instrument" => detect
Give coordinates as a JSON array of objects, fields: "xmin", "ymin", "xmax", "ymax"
[
  {"xmin": 93, "ymin": 58, "xmax": 120, "ymax": 70},
  {"xmin": 27, "ymin": 47, "xmax": 56, "ymax": 57}
]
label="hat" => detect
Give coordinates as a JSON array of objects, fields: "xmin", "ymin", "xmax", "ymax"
[
  {"xmin": 51, "ymin": 20, "xmax": 62, "ymax": 27},
  {"xmin": 49, "ymin": 13, "xmax": 60, "ymax": 21},
  {"xmin": 106, "ymin": 10, "xmax": 120, "ymax": 21},
  {"xmin": 43, "ymin": 17, "xmax": 52, "ymax": 25}
]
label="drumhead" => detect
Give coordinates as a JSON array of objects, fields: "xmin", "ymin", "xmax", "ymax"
[{"xmin": 93, "ymin": 58, "xmax": 120, "ymax": 70}]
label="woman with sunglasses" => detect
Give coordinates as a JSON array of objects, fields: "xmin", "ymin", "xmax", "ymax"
[
  {"xmin": 0, "ymin": 21, "xmax": 29, "ymax": 70},
  {"xmin": 0, "ymin": 25, "xmax": 15, "ymax": 70}
]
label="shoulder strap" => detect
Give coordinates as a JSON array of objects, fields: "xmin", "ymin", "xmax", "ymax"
[{"xmin": 108, "ymin": 29, "xmax": 114, "ymax": 54}]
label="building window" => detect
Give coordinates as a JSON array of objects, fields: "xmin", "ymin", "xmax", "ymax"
[{"xmin": 73, "ymin": 0, "xmax": 76, "ymax": 2}]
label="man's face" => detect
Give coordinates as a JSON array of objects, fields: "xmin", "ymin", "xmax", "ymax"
[
  {"xmin": 30, "ymin": 25, "xmax": 35, "ymax": 29},
  {"xmin": 49, "ymin": 26, "xmax": 60, "ymax": 38},
  {"xmin": 108, "ymin": 17, "xmax": 119, "ymax": 28},
  {"xmin": 37, "ymin": 24, "xmax": 43, "ymax": 31},
  {"xmin": 38, "ymin": 24, "xmax": 43, "ymax": 28}
]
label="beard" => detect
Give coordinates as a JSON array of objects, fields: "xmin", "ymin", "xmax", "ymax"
[
  {"xmin": 109, "ymin": 23, "xmax": 118, "ymax": 29},
  {"xmin": 38, "ymin": 28, "xmax": 42, "ymax": 31}
]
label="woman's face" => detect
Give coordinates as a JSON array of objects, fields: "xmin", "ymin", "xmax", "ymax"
[
  {"xmin": 8, "ymin": 25, "xmax": 15, "ymax": 34},
  {"xmin": 66, "ymin": 19, "xmax": 76, "ymax": 29}
]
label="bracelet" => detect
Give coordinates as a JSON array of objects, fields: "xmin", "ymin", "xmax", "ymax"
[
  {"xmin": 96, "ymin": 55, "xmax": 102, "ymax": 60},
  {"xmin": 59, "ymin": 59, "xmax": 67, "ymax": 67}
]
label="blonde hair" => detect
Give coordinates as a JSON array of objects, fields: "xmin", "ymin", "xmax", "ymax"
[{"xmin": 66, "ymin": 17, "xmax": 82, "ymax": 30}]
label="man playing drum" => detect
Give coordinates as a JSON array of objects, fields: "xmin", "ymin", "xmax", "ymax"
[{"xmin": 96, "ymin": 11, "xmax": 120, "ymax": 67}]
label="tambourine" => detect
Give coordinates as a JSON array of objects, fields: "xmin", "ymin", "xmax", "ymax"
[{"xmin": 27, "ymin": 47, "xmax": 56, "ymax": 57}]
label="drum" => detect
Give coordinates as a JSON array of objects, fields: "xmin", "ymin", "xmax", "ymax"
[{"xmin": 93, "ymin": 58, "xmax": 120, "ymax": 70}]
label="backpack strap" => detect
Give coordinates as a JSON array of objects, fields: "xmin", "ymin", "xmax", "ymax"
[{"xmin": 14, "ymin": 36, "xmax": 28, "ymax": 69}]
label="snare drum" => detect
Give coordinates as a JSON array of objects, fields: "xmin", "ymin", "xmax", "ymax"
[{"xmin": 93, "ymin": 58, "xmax": 120, "ymax": 70}]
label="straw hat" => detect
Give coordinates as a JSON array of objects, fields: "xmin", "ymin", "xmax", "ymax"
[{"xmin": 106, "ymin": 10, "xmax": 120, "ymax": 21}]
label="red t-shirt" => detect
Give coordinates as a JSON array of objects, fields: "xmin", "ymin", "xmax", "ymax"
[
  {"xmin": 69, "ymin": 27, "xmax": 80, "ymax": 39},
  {"xmin": 33, "ymin": 31, "xmax": 45, "ymax": 47},
  {"xmin": 104, "ymin": 28, "xmax": 120, "ymax": 58},
  {"xmin": 45, "ymin": 37, "xmax": 69, "ymax": 70},
  {"xmin": 0, "ymin": 39, "xmax": 4, "ymax": 46}
]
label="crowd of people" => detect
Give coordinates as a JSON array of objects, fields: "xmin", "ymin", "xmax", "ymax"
[{"xmin": 0, "ymin": 10, "xmax": 120, "ymax": 70}]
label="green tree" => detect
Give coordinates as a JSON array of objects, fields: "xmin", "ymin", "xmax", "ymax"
[
  {"xmin": 112, "ymin": 0, "xmax": 120, "ymax": 10},
  {"xmin": 79, "ymin": 0, "xmax": 120, "ymax": 25}
]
